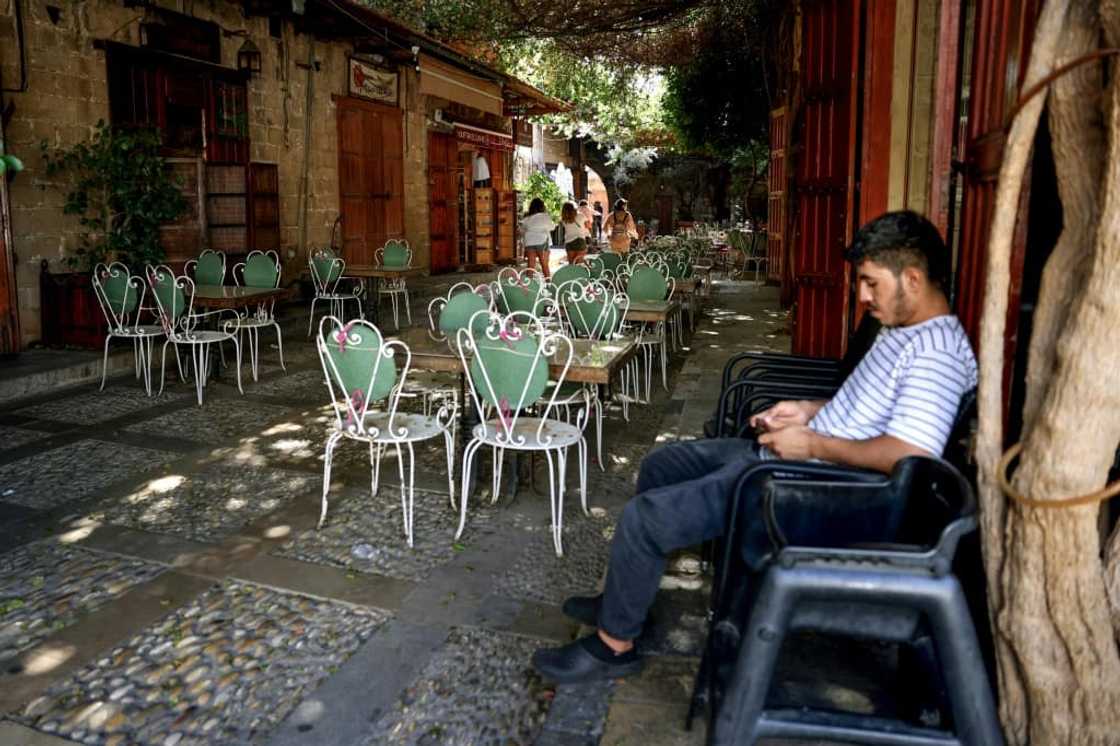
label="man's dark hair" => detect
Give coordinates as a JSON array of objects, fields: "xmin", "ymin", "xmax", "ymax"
[{"xmin": 845, "ymin": 211, "xmax": 950, "ymax": 293}]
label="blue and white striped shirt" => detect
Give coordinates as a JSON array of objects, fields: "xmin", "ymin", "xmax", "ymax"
[{"xmin": 808, "ymin": 315, "xmax": 978, "ymax": 457}]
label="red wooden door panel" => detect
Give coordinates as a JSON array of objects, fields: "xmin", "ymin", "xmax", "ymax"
[
  {"xmin": 428, "ymin": 132, "xmax": 458, "ymax": 274},
  {"xmin": 337, "ymin": 97, "xmax": 405, "ymax": 265},
  {"xmin": 790, "ymin": 0, "xmax": 861, "ymax": 358},
  {"xmin": 767, "ymin": 107, "xmax": 787, "ymax": 285}
]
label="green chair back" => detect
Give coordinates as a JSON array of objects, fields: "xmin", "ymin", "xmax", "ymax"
[
  {"xmin": 243, "ymin": 252, "xmax": 280, "ymax": 288},
  {"xmin": 194, "ymin": 251, "xmax": 225, "ymax": 286},
  {"xmin": 498, "ymin": 275, "xmax": 547, "ymax": 316},
  {"xmin": 598, "ymin": 252, "xmax": 623, "ymax": 272},
  {"xmin": 628, "ymin": 266, "xmax": 669, "ymax": 301},
  {"xmin": 100, "ymin": 264, "xmax": 138, "ymax": 317},
  {"xmin": 150, "ymin": 267, "xmax": 187, "ymax": 322},
  {"xmin": 439, "ymin": 290, "xmax": 490, "ymax": 334},
  {"xmin": 381, "ymin": 240, "xmax": 411, "ymax": 268},
  {"xmin": 319, "ymin": 319, "xmax": 398, "ymax": 405},
  {"xmin": 312, "ymin": 254, "xmax": 344, "ymax": 287},
  {"xmin": 666, "ymin": 257, "xmax": 693, "ymax": 279},
  {"xmin": 564, "ymin": 285, "xmax": 623, "ymax": 340},
  {"xmin": 469, "ymin": 327, "xmax": 549, "ymax": 412},
  {"xmin": 552, "ymin": 263, "xmax": 590, "ymax": 289}
]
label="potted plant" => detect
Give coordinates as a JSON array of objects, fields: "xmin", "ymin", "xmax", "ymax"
[{"xmin": 39, "ymin": 121, "xmax": 186, "ymax": 348}]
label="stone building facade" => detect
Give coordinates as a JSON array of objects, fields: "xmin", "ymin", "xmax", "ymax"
[{"xmin": 0, "ymin": 0, "xmax": 561, "ymax": 347}]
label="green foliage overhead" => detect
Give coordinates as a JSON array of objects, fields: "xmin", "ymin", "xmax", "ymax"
[
  {"xmin": 516, "ymin": 171, "xmax": 566, "ymax": 217},
  {"xmin": 661, "ymin": 0, "xmax": 772, "ymax": 156},
  {"xmin": 41, "ymin": 122, "xmax": 187, "ymax": 272}
]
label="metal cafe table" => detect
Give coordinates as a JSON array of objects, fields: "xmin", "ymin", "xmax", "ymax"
[
  {"xmin": 388, "ymin": 326, "xmax": 639, "ymax": 498},
  {"xmin": 189, "ymin": 285, "xmax": 292, "ymax": 382},
  {"xmin": 342, "ymin": 265, "xmax": 427, "ymax": 325},
  {"xmin": 191, "ymin": 284, "xmax": 293, "ymax": 310}
]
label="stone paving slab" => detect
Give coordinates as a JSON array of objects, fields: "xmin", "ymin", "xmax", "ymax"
[
  {"xmin": 493, "ymin": 509, "xmax": 615, "ymax": 606},
  {"xmin": 12, "ymin": 388, "xmax": 189, "ymax": 426},
  {"xmin": 84, "ymin": 465, "xmax": 315, "ymax": 544},
  {"xmin": 13, "ymin": 580, "xmax": 389, "ymax": 745},
  {"xmin": 0, "ymin": 440, "xmax": 180, "ymax": 511},
  {"xmin": 362, "ymin": 626, "xmax": 550, "ymax": 745},
  {"xmin": 0, "ymin": 426, "xmax": 51, "ymax": 454},
  {"xmin": 237, "ymin": 369, "xmax": 326, "ymax": 402},
  {"xmin": 273, "ymin": 489, "xmax": 501, "ymax": 582},
  {"xmin": 124, "ymin": 399, "xmax": 298, "ymax": 444},
  {"xmin": 0, "ymin": 542, "xmax": 166, "ymax": 664}
]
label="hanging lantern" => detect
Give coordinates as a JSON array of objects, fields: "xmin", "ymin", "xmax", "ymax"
[{"xmin": 237, "ymin": 39, "xmax": 262, "ymax": 77}]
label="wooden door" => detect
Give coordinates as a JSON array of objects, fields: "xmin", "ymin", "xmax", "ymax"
[
  {"xmin": 428, "ymin": 132, "xmax": 458, "ymax": 273},
  {"xmin": 0, "ymin": 168, "xmax": 18, "ymax": 355},
  {"xmin": 337, "ymin": 97, "xmax": 404, "ymax": 265},
  {"xmin": 789, "ymin": 0, "xmax": 862, "ymax": 358},
  {"xmin": 496, "ymin": 190, "xmax": 516, "ymax": 262}
]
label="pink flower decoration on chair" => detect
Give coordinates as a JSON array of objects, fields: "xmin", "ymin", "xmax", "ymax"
[
  {"xmin": 344, "ymin": 388, "xmax": 365, "ymax": 429},
  {"xmin": 335, "ymin": 321, "xmax": 357, "ymax": 354},
  {"xmin": 497, "ymin": 396, "xmax": 513, "ymax": 431},
  {"xmin": 497, "ymin": 325, "xmax": 522, "ymax": 349}
]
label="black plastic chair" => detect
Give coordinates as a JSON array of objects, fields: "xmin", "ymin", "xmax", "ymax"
[
  {"xmin": 706, "ymin": 456, "xmax": 1000, "ymax": 745},
  {"xmin": 703, "ymin": 314, "xmax": 881, "ymax": 438}
]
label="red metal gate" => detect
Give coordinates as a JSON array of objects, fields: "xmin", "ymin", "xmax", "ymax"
[
  {"xmin": 789, "ymin": 0, "xmax": 862, "ymax": 358},
  {"xmin": 953, "ymin": 0, "xmax": 1040, "ymax": 349}
]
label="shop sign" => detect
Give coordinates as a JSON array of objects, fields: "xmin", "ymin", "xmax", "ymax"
[
  {"xmin": 455, "ymin": 124, "xmax": 514, "ymax": 152},
  {"xmin": 514, "ymin": 119, "xmax": 534, "ymax": 147},
  {"xmin": 349, "ymin": 58, "xmax": 398, "ymax": 105}
]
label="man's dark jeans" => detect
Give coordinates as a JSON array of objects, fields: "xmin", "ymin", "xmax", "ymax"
[
  {"xmin": 599, "ymin": 438, "xmax": 762, "ymax": 640},
  {"xmin": 598, "ymin": 438, "xmax": 904, "ymax": 641}
]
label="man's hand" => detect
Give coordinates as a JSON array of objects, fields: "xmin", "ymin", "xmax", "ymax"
[
  {"xmin": 749, "ymin": 400, "xmax": 821, "ymax": 433},
  {"xmin": 757, "ymin": 425, "xmax": 817, "ymax": 461}
]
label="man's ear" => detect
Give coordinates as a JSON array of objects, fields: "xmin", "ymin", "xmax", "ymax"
[{"xmin": 902, "ymin": 266, "xmax": 924, "ymax": 293}]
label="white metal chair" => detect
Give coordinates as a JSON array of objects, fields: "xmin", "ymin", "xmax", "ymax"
[
  {"xmin": 147, "ymin": 265, "xmax": 243, "ymax": 406},
  {"xmin": 232, "ymin": 250, "xmax": 285, "ymax": 381},
  {"xmin": 374, "ymin": 239, "xmax": 414, "ymax": 329},
  {"xmin": 316, "ymin": 315, "xmax": 456, "ymax": 546},
  {"xmin": 308, "ymin": 248, "xmax": 364, "ymax": 336},
  {"xmin": 456, "ymin": 310, "xmax": 589, "ymax": 557},
  {"xmin": 625, "ymin": 266, "xmax": 676, "ymax": 401},
  {"xmin": 554, "ymin": 278, "xmax": 638, "ymax": 467},
  {"xmin": 92, "ymin": 262, "xmax": 165, "ymax": 396}
]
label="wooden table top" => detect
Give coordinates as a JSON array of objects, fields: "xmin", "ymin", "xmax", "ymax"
[
  {"xmin": 673, "ymin": 278, "xmax": 702, "ymax": 295},
  {"xmin": 343, "ymin": 265, "xmax": 427, "ymax": 279},
  {"xmin": 625, "ymin": 299, "xmax": 680, "ymax": 323},
  {"xmin": 388, "ymin": 327, "xmax": 638, "ymax": 385},
  {"xmin": 192, "ymin": 285, "xmax": 292, "ymax": 309}
]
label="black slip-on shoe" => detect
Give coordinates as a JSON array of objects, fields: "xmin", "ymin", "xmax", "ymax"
[
  {"xmin": 532, "ymin": 634, "xmax": 644, "ymax": 684},
  {"xmin": 561, "ymin": 594, "xmax": 602, "ymax": 627}
]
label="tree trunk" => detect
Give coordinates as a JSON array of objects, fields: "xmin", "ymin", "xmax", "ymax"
[
  {"xmin": 980, "ymin": 0, "xmax": 1120, "ymax": 741},
  {"xmin": 974, "ymin": 1, "xmax": 1072, "ymax": 740}
]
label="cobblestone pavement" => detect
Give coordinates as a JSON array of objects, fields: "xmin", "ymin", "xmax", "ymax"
[{"xmin": 0, "ymin": 282, "xmax": 807, "ymax": 746}]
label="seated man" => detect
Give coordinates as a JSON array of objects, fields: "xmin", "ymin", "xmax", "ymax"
[{"xmin": 532, "ymin": 210, "xmax": 979, "ymax": 683}]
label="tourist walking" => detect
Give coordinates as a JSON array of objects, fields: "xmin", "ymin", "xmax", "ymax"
[
  {"xmin": 560, "ymin": 201, "xmax": 590, "ymax": 265},
  {"xmin": 603, "ymin": 199, "xmax": 638, "ymax": 253},
  {"xmin": 520, "ymin": 198, "xmax": 556, "ymax": 278}
]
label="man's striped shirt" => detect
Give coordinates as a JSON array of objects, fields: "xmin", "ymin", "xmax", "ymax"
[{"xmin": 808, "ymin": 314, "xmax": 978, "ymax": 457}]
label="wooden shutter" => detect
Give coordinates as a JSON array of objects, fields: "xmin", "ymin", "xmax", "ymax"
[
  {"xmin": 160, "ymin": 158, "xmax": 205, "ymax": 264},
  {"xmin": 248, "ymin": 163, "xmax": 280, "ymax": 252},
  {"xmin": 205, "ymin": 164, "xmax": 248, "ymax": 257},
  {"xmin": 496, "ymin": 190, "xmax": 516, "ymax": 263}
]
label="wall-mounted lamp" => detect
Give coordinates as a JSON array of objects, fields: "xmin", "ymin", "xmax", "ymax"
[{"xmin": 237, "ymin": 38, "xmax": 262, "ymax": 76}]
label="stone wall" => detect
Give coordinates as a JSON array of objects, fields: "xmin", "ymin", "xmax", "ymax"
[{"xmin": 0, "ymin": 0, "xmax": 432, "ymax": 346}]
